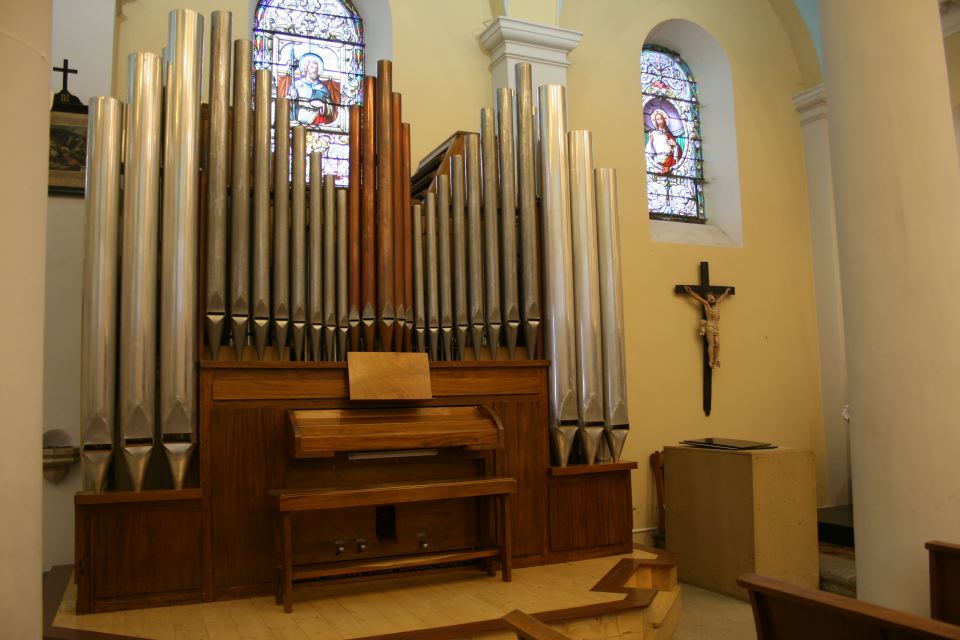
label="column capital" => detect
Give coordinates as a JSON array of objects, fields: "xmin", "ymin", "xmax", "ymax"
[
  {"xmin": 792, "ymin": 83, "xmax": 827, "ymax": 125},
  {"xmin": 478, "ymin": 15, "xmax": 582, "ymax": 92}
]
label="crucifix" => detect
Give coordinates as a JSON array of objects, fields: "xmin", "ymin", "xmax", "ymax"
[{"xmin": 675, "ymin": 262, "xmax": 735, "ymax": 416}]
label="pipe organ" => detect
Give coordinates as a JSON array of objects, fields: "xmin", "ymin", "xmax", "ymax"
[{"xmin": 76, "ymin": 7, "xmax": 636, "ymax": 614}]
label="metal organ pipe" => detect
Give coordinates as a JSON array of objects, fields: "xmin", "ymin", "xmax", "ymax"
[
  {"xmin": 160, "ymin": 9, "xmax": 203, "ymax": 488},
  {"xmin": 204, "ymin": 11, "xmax": 231, "ymax": 361},
  {"xmin": 119, "ymin": 54, "xmax": 162, "ymax": 491},
  {"xmin": 538, "ymin": 84, "xmax": 578, "ymax": 467},
  {"xmin": 80, "ymin": 96, "xmax": 124, "ymax": 493},
  {"xmin": 568, "ymin": 130, "xmax": 605, "ymax": 464},
  {"xmin": 229, "ymin": 39, "xmax": 252, "ymax": 360}
]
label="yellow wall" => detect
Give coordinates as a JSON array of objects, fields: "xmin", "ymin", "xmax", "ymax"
[
  {"xmin": 560, "ymin": 0, "xmax": 825, "ymax": 527},
  {"xmin": 390, "ymin": 1, "xmax": 494, "ymax": 164},
  {"xmin": 112, "ymin": 0, "xmax": 826, "ymax": 531}
]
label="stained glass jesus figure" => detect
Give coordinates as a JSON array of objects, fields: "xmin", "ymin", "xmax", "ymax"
[{"xmin": 645, "ymin": 109, "xmax": 681, "ymax": 175}]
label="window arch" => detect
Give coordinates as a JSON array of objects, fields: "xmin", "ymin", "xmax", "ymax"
[
  {"xmin": 641, "ymin": 45, "xmax": 705, "ymax": 223},
  {"xmin": 253, "ymin": 0, "xmax": 364, "ymax": 185}
]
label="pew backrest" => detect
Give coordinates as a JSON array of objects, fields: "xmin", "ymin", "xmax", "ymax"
[
  {"xmin": 928, "ymin": 541, "xmax": 960, "ymax": 625},
  {"xmin": 738, "ymin": 573, "xmax": 960, "ymax": 640}
]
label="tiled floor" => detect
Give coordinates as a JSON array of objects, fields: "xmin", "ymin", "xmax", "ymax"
[{"xmin": 673, "ymin": 583, "xmax": 756, "ymax": 640}]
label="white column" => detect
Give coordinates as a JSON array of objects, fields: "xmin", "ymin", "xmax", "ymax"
[
  {"xmin": 821, "ymin": 0, "xmax": 960, "ymax": 614},
  {"xmin": 792, "ymin": 85, "xmax": 850, "ymax": 508},
  {"xmin": 0, "ymin": 1, "xmax": 52, "ymax": 636},
  {"xmin": 478, "ymin": 16, "xmax": 581, "ymax": 93}
]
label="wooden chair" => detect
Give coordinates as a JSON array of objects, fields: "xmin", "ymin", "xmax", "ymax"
[
  {"xmin": 738, "ymin": 573, "xmax": 960, "ymax": 639},
  {"xmin": 501, "ymin": 610, "xmax": 573, "ymax": 640},
  {"xmin": 928, "ymin": 541, "xmax": 960, "ymax": 625}
]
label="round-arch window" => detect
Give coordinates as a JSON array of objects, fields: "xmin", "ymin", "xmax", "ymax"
[
  {"xmin": 642, "ymin": 45, "xmax": 705, "ymax": 223},
  {"xmin": 253, "ymin": 0, "xmax": 364, "ymax": 186}
]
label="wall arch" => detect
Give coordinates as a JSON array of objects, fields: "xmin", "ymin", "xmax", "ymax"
[{"xmin": 644, "ymin": 19, "xmax": 744, "ymax": 248}]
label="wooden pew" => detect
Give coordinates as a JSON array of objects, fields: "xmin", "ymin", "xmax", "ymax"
[
  {"xmin": 738, "ymin": 573, "xmax": 960, "ymax": 639},
  {"xmin": 501, "ymin": 610, "xmax": 573, "ymax": 640},
  {"xmin": 928, "ymin": 541, "xmax": 960, "ymax": 625}
]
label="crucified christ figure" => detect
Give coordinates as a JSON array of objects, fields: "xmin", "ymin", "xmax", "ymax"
[{"xmin": 683, "ymin": 286, "xmax": 732, "ymax": 369}]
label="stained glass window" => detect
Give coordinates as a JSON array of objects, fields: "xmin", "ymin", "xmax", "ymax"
[
  {"xmin": 641, "ymin": 45, "xmax": 705, "ymax": 222},
  {"xmin": 253, "ymin": 0, "xmax": 364, "ymax": 186}
]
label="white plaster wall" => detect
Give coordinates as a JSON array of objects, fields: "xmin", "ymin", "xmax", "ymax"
[
  {"xmin": 1, "ymin": 1, "xmax": 52, "ymax": 634},
  {"xmin": 794, "ymin": 87, "xmax": 850, "ymax": 507},
  {"xmin": 44, "ymin": 0, "xmax": 115, "ymax": 571},
  {"xmin": 822, "ymin": 0, "xmax": 960, "ymax": 613}
]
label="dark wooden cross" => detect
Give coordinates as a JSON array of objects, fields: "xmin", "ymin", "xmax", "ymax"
[
  {"xmin": 53, "ymin": 59, "xmax": 78, "ymax": 93},
  {"xmin": 675, "ymin": 262, "xmax": 735, "ymax": 416}
]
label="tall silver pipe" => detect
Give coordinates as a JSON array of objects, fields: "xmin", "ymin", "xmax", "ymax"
[
  {"xmin": 230, "ymin": 39, "xmax": 252, "ymax": 360},
  {"xmin": 290, "ymin": 126, "xmax": 307, "ymax": 361},
  {"xmin": 323, "ymin": 175, "xmax": 336, "ymax": 360},
  {"xmin": 497, "ymin": 87, "xmax": 520, "ymax": 360},
  {"xmin": 465, "ymin": 133, "xmax": 484, "ymax": 360},
  {"xmin": 205, "ymin": 11, "xmax": 231, "ymax": 361},
  {"xmin": 450, "ymin": 155, "xmax": 467, "ymax": 360},
  {"xmin": 160, "ymin": 9, "xmax": 203, "ymax": 488},
  {"xmin": 412, "ymin": 203, "xmax": 426, "ymax": 352},
  {"xmin": 337, "ymin": 189, "xmax": 349, "ymax": 360},
  {"xmin": 596, "ymin": 167, "xmax": 630, "ymax": 461},
  {"xmin": 538, "ymin": 84, "xmax": 578, "ymax": 466},
  {"xmin": 480, "ymin": 108, "xmax": 501, "ymax": 360},
  {"xmin": 568, "ymin": 130, "xmax": 605, "ymax": 464},
  {"xmin": 252, "ymin": 67, "xmax": 272, "ymax": 361},
  {"xmin": 516, "ymin": 63, "xmax": 541, "ymax": 359},
  {"xmin": 119, "ymin": 55, "xmax": 161, "ymax": 491},
  {"xmin": 434, "ymin": 175, "xmax": 456, "ymax": 360},
  {"xmin": 272, "ymin": 96, "xmax": 291, "ymax": 358},
  {"xmin": 308, "ymin": 151, "xmax": 323, "ymax": 360},
  {"xmin": 425, "ymin": 191, "xmax": 441, "ymax": 359},
  {"xmin": 81, "ymin": 96, "xmax": 123, "ymax": 493}
]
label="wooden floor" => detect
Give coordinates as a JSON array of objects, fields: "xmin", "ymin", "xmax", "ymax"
[{"xmin": 48, "ymin": 550, "xmax": 681, "ymax": 640}]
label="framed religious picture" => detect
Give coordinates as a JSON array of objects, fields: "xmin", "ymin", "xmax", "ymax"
[{"xmin": 48, "ymin": 108, "xmax": 88, "ymax": 196}]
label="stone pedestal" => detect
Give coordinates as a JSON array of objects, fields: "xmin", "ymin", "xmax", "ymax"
[{"xmin": 664, "ymin": 445, "xmax": 819, "ymax": 600}]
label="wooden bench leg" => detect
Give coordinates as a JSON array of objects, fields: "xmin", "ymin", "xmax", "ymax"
[
  {"xmin": 501, "ymin": 493, "xmax": 512, "ymax": 582},
  {"xmin": 282, "ymin": 511, "xmax": 294, "ymax": 613}
]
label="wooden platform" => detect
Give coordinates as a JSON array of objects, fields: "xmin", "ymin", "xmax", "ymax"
[{"xmin": 47, "ymin": 549, "xmax": 681, "ymax": 640}]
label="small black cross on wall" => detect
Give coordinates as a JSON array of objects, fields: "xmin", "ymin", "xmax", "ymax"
[
  {"xmin": 53, "ymin": 59, "xmax": 78, "ymax": 93},
  {"xmin": 675, "ymin": 262, "xmax": 735, "ymax": 416}
]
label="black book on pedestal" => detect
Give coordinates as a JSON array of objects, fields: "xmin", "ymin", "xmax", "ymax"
[{"xmin": 680, "ymin": 437, "xmax": 776, "ymax": 451}]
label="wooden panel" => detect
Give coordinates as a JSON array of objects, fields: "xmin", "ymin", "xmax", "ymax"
[
  {"xmin": 75, "ymin": 497, "xmax": 203, "ymax": 613},
  {"xmin": 431, "ymin": 366, "xmax": 544, "ymax": 397},
  {"xmin": 209, "ymin": 406, "xmax": 287, "ymax": 590},
  {"xmin": 347, "ymin": 352, "xmax": 432, "ymax": 400},
  {"xmin": 289, "ymin": 406, "xmax": 501, "ymax": 457},
  {"xmin": 493, "ymin": 398, "xmax": 548, "ymax": 562},
  {"xmin": 274, "ymin": 478, "xmax": 516, "ymax": 510},
  {"xmin": 212, "ymin": 368, "xmax": 349, "ymax": 401},
  {"xmin": 291, "ymin": 499, "xmax": 484, "ymax": 566},
  {"xmin": 547, "ymin": 471, "xmax": 633, "ymax": 555}
]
